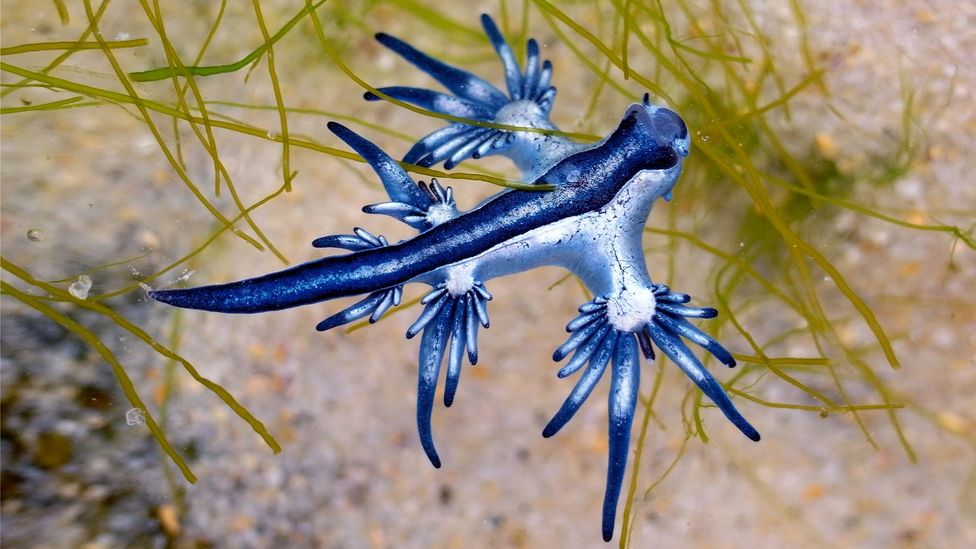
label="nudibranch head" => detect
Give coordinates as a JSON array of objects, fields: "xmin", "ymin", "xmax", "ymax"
[{"xmin": 631, "ymin": 93, "xmax": 691, "ymax": 159}]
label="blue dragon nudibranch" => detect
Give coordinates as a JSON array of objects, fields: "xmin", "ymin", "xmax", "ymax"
[{"xmin": 151, "ymin": 15, "xmax": 759, "ymax": 541}]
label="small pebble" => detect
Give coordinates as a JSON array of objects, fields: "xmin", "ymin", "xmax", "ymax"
[
  {"xmin": 155, "ymin": 504, "xmax": 181, "ymax": 537},
  {"xmin": 814, "ymin": 132, "xmax": 838, "ymax": 158}
]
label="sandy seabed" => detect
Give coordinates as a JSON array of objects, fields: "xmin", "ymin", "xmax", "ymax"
[{"xmin": 2, "ymin": 1, "xmax": 974, "ymax": 548}]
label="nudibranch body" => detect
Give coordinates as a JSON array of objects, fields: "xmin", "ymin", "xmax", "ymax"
[{"xmin": 151, "ymin": 15, "xmax": 758, "ymax": 542}]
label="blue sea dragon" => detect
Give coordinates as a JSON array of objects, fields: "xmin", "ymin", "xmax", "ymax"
[{"xmin": 151, "ymin": 15, "xmax": 759, "ymax": 541}]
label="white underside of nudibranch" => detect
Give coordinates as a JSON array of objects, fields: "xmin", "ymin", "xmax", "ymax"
[
  {"xmin": 606, "ymin": 288, "xmax": 657, "ymax": 332},
  {"xmin": 417, "ymin": 165, "xmax": 681, "ymax": 304}
]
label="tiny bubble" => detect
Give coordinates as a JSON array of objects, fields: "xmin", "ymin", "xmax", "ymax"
[
  {"xmin": 139, "ymin": 282, "xmax": 152, "ymax": 292},
  {"xmin": 126, "ymin": 408, "xmax": 147, "ymax": 426},
  {"xmin": 823, "ymin": 276, "xmax": 832, "ymax": 283},
  {"xmin": 68, "ymin": 275, "xmax": 93, "ymax": 300},
  {"xmin": 27, "ymin": 228, "xmax": 45, "ymax": 242},
  {"xmin": 266, "ymin": 131, "xmax": 277, "ymax": 140},
  {"xmin": 738, "ymin": 241, "xmax": 745, "ymax": 248},
  {"xmin": 115, "ymin": 32, "xmax": 130, "ymax": 41}
]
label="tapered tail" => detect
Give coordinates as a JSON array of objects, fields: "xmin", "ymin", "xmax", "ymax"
[{"xmin": 150, "ymin": 248, "xmax": 407, "ymax": 314}]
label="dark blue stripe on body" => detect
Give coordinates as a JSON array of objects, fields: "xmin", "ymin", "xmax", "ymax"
[{"xmin": 151, "ymin": 112, "xmax": 677, "ymax": 314}]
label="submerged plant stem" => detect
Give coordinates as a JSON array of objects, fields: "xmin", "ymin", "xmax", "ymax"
[{"xmin": 0, "ymin": 281, "xmax": 197, "ymax": 482}]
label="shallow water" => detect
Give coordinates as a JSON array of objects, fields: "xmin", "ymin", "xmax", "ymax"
[{"xmin": 2, "ymin": 1, "xmax": 974, "ymax": 547}]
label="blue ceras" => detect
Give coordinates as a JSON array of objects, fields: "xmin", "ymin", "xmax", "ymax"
[{"xmin": 150, "ymin": 14, "xmax": 758, "ymax": 542}]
